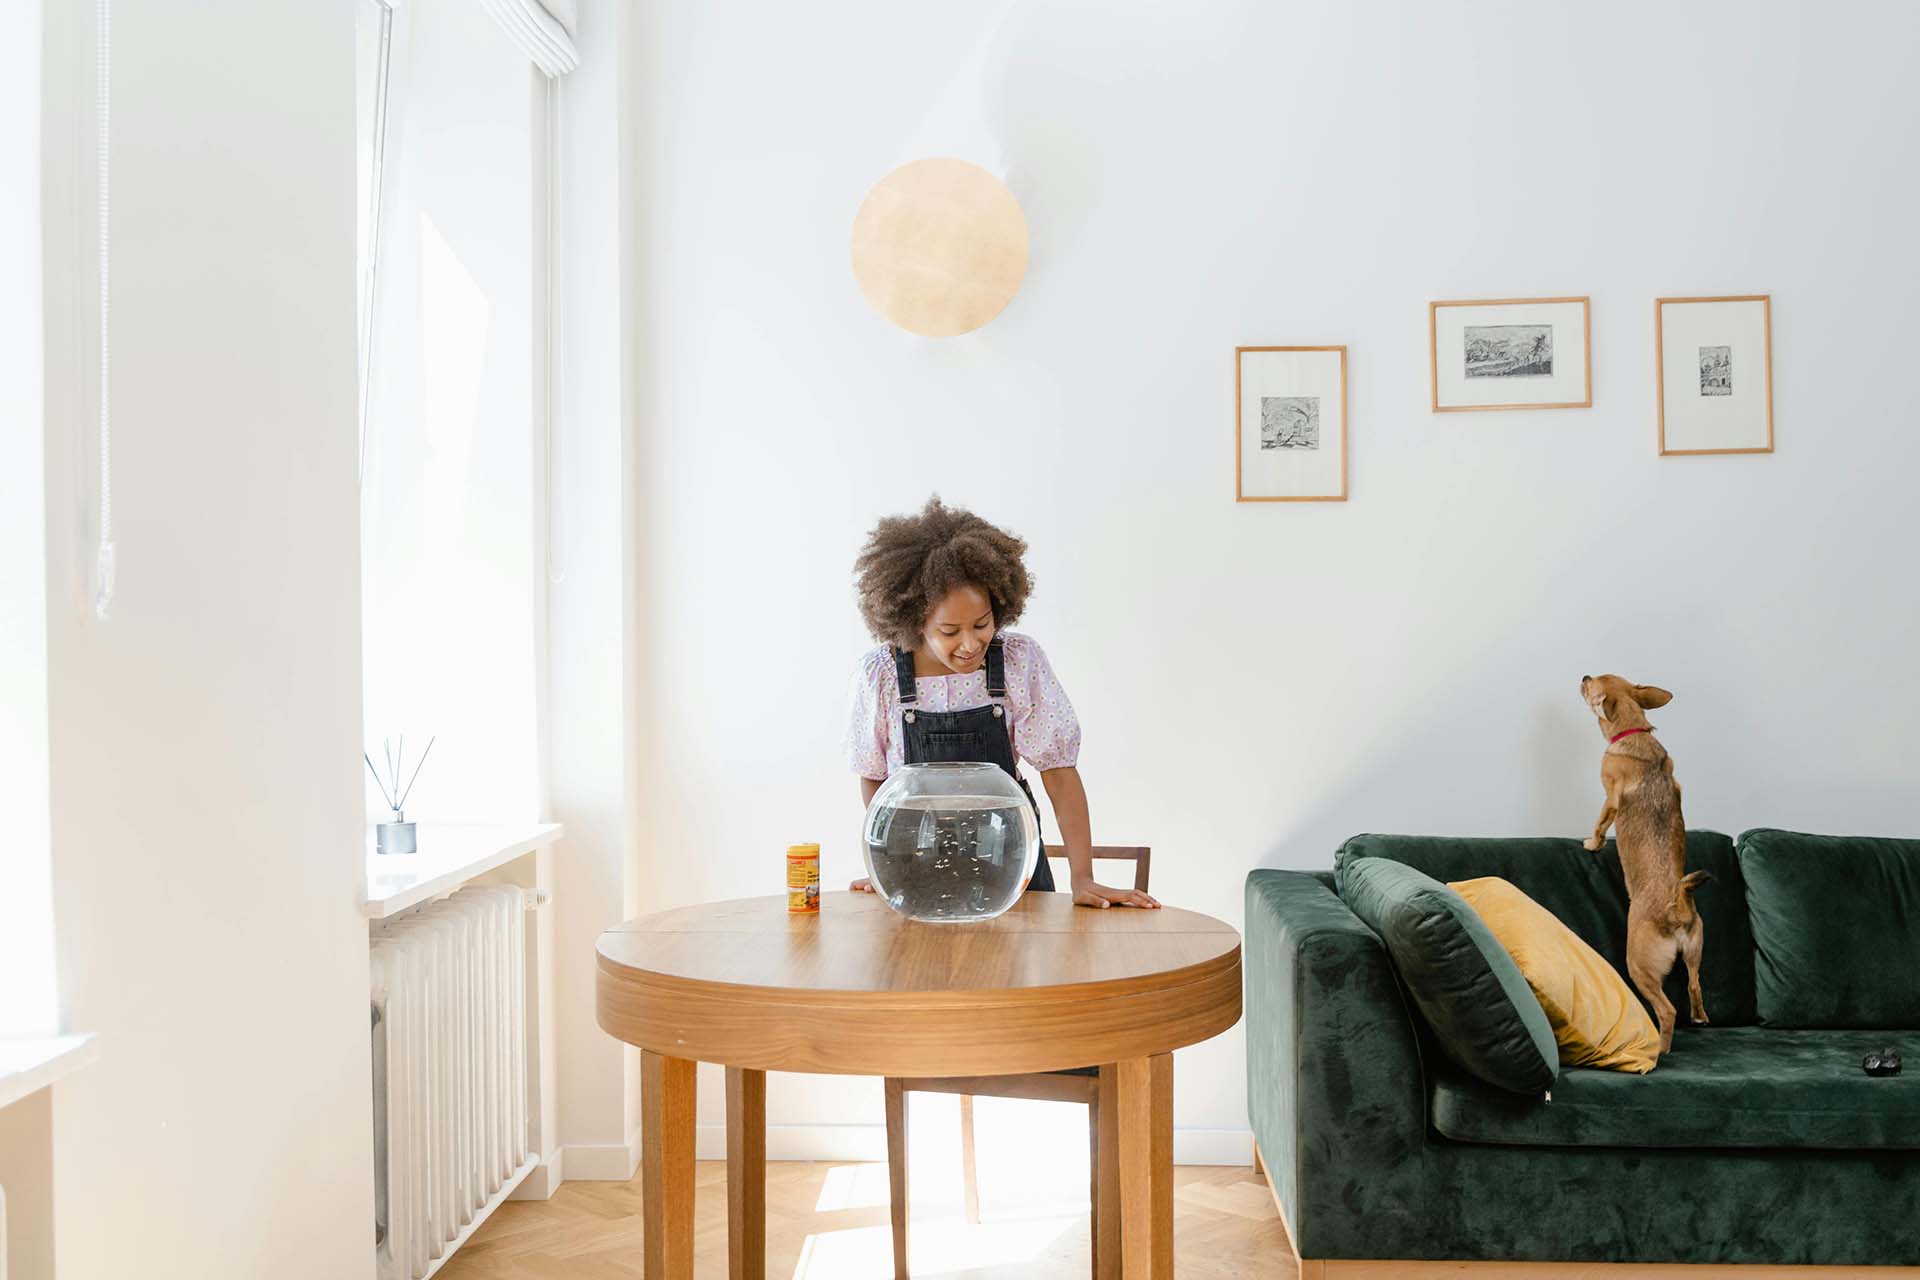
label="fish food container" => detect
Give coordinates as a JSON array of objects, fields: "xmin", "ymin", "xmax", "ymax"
[{"xmin": 787, "ymin": 844, "xmax": 820, "ymax": 913}]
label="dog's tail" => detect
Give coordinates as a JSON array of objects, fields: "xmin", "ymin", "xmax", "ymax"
[{"xmin": 1675, "ymin": 869, "xmax": 1712, "ymax": 913}]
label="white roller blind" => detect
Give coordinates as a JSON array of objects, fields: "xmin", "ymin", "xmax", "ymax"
[{"xmin": 481, "ymin": 0, "xmax": 577, "ymax": 76}]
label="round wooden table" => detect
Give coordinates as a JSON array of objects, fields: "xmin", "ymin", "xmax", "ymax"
[{"xmin": 597, "ymin": 890, "xmax": 1242, "ymax": 1280}]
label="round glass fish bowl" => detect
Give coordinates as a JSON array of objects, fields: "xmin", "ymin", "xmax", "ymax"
[{"xmin": 862, "ymin": 763, "xmax": 1041, "ymax": 923}]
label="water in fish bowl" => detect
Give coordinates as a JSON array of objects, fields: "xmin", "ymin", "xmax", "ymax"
[{"xmin": 864, "ymin": 790, "xmax": 1039, "ymax": 923}]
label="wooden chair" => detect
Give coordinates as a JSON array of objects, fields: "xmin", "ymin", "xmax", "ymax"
[{"xmin": 884, "ymin": 845, "xmax": 1152, "ymax": 1280}]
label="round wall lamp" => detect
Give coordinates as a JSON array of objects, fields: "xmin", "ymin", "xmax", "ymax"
[{"xmin": 849, "ymin": 158, "xmax": 1029, "ymax": 338}]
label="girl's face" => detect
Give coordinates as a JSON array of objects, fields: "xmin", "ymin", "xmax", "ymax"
[{"xmin": 919, "ymin": 585, "xmax": 995, "ymax": 675}]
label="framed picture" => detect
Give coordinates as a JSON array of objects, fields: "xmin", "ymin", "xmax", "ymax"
[
  {"xmin": 1656, "ymin": 295, "xmax": 1773, "ymax": 455},
  {"xmin": 1430, "ymin": 296, "xmax": 1592, "ymax": 412},
  {"xmin": 1235, "ymin": 345, "xmax": 1347, "ymax": 502}
]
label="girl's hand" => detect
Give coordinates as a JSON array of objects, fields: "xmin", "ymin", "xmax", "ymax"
[
  {"xmin": 850, "ymin": 877, "xmax": 876, "ymax": 893},
  {"xmin": 1071, "ymin": 878, "xmax": 1160, "ymax": 910}
]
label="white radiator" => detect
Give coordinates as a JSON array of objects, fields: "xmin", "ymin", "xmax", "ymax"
[{"xmin": 370, "ymin": 885, "xmax": 530, "ymax": 1280}]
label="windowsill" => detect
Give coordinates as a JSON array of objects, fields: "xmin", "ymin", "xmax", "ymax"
[
  {"xmin": 364, "ymin": 822, "xmax": 563, "ymax": 919},
  {"xmin": 0, "ymin": 1033, "xmax": 99, "ymax": 1112}
]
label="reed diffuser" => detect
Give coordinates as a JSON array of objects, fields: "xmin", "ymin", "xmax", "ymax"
[{"xmin": 366, "ymin": 734, "xmax": 434, "ymax": 855}]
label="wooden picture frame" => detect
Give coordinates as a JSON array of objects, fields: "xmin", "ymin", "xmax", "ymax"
[
  {"xmin": 1656, "ymin": 294, "xmax": 1774, "ymax": 456},
  {"xmin": 1235, "ymin": 345, "xmax": 1348, "ymax": 503},
  {"xmin": 1429, "ymin": 296, "xmax": 1592, "ymax": 412}
]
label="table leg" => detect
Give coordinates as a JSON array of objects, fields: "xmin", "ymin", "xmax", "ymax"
[
  {"xmin": 1112, "ymin": 1054, "xmax": 1174, "ymax": 1280},
  {"xmin": 959, "ymin": 1093, "xmax": 981, "ymax": 1225},
  {"xmin": 1150, "ymin": 1052, "xmax": 1173, "ymax": 1280},
  {"xmin": 1095, "ymin": 1067, "xmax": 1122, "ymax": 1280},
  {"xmin": 884, "ymin": 1077, "xmax": 910, "ymax": 1279},
  {"xmin": 641, "ymin": 1051, "xmax": 696, "ymax": 1280},
  {"xmin": 726, "ymin": 1066, "xmax": 766, "ymax": 1280}
]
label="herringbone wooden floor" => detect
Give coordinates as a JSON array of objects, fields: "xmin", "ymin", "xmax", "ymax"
[{"xmin": 439, "ymin": 1161, "xmax": 1290, "ymax": 1279}]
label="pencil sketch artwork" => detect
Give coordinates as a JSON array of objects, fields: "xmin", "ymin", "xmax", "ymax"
[
  {"xmin": 1260, "ymin": 396, "xmax": 1320, "ymax": 450},
  {"xmin": 1464, "ymin": 324, "xmax": 1553, "ymax": 378},
  {"xmin": 1699, "ymin": 345, "xmax": 1732, "ymax": 396}
]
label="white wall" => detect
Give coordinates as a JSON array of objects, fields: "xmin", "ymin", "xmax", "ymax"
[
  {"xmin": 620, "ymin": 0, "xmax": 1920, "ymax": 1154},
  {"xmin": 545, "ymin": 0, "xmax": 649, "ymax": 1175},
  {"xmin": 42, "ymin": 1, "xmax": 374, "ymax": 1275}
]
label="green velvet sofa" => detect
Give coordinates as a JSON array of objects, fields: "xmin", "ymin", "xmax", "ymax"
[{"xmin": 1245, "ymin": 829, "xmax": 1920, "ymax": 1272}]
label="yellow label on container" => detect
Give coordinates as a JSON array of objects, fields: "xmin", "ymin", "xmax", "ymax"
[{"xmin": 786, "ymin": 844, "xmax": 820, "ymax": 913}]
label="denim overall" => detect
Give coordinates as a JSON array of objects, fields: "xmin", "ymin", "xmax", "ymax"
[{"xmin": 892, "ymin": 636, "xmax": 1057, "ymax": 894}]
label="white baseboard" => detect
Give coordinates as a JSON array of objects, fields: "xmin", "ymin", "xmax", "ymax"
[
  {"xmin": 555, "ymin": 1122, "xmax": 1254, "ymax": 1186},
  {"xmin": 509, "ymin": 1147, "xmax": 565, "ymax": 1200},
  {"xmin": 1172, "ymin": 1127, "xmax": 1254, "ymax": 1166},
  {"xmin": 691, "ymin": 1123, "xmax": 1254, "ymax": 1166},
  {"xmin": 560, "ymin": 1126, "xmax": 642, "ymax": 1181}
]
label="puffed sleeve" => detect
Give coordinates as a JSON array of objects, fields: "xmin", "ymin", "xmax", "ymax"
[
  {"xmin": 844, "ymin": 646, "xmax": 894, "ymax": 780},
  {"xmin": 1003, "ymin": 633, "xmax": 1082, "ymax": 770}
]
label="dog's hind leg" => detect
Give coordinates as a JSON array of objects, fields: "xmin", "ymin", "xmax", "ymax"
[
  {"xmin": 1627, "ymin": 921, "xmax": 1680, "ymax": 1055},
  {"xmin": 1680, "ymin": 914, "xmax": 1708, "ymax": 1026}
]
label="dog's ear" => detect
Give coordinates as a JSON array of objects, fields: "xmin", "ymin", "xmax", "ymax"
[{"xmin": 1632, "ymin": 685, "xmax": 1673, "ymax": 709}]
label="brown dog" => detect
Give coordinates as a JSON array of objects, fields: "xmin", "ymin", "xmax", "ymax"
[{"xmin": 1579, "ymin": 675, "xmax": 1709, "ymax": 1054}]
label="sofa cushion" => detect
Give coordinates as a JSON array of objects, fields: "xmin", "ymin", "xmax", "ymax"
[
  {"xmin": 1337, "ymin": 831, "xmax": 1756, "ymax": 1026},
  {"xmin": 1431, "ymin": 1027, "xmax": 1920, "ymax": 1149},
  {"xmin": 1450, "ymin": 877, "xmax": 1660, "ymax": 1073},
  {"xmin": 1742, "ymin": 829, "xmax": 1920, "ymax": 1029},
  {"xmin": 1336, "ymin": 857, "xmax": 1558, "ymax": 1095}
]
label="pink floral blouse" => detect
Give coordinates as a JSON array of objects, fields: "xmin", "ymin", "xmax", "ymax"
[{"xmin": 844, "ymin": 631, "xmax": 1083, "ymax": 781}]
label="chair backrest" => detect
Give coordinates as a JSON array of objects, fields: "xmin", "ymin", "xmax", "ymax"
[{"xmin": 1043, "ymin": 844, "xmax": 1151, "ymax": 893}]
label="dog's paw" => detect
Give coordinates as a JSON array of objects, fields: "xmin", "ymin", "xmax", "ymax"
[{"xmin": 1582, "ymin": 836, "xmax": 1603, "ymax": 852}]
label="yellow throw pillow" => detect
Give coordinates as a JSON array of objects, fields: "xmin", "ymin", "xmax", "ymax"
[{"xmin": 1449, "ymin": 877, "xmax": 1660, "ymax": 1074}]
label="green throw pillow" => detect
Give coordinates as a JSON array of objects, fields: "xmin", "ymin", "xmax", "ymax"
[{"xmin": 1337, "ymin": 856, "xmax": 1558, "ymax": 1095}]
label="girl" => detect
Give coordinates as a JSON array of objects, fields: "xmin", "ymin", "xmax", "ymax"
[{"xmin": 844, "ymin": 497, "xmax": 1159, "ymax": 909}]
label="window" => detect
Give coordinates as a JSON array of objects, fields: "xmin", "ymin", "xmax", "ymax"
[
  {"xmin": 356, "ymin": 0, "xmax": 550, "ymax": 824},
  {"xmin": 356, "ymin": 0, "xmax": 393, "ymax": 478},
  {"xmin": 3, "ymin": 0, "xmax": 56, "ymax": 1037}
]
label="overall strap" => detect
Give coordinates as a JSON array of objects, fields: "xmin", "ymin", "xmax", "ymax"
[
  {"xmin": 892, "ymin": 647, "xmax": 918, "ymax": 704},
  {"xmin": 984, "ymin": 636, "xmax": 1008, "ymax": 698}
]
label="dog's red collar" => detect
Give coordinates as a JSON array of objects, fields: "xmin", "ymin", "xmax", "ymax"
[{"xmin": 1609, "ymin": 727, "xmax": 1653, "ymax": 744}]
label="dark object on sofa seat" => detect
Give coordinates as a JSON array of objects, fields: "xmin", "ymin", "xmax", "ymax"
[{"xmin": 1866, "ymin": 1046, "xmax": 1903, "ymax": 1077}]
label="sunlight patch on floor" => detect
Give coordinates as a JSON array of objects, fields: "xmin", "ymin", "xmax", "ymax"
[
  {"xmin": 813, "ymin": 1161, "xmax": 892, "ymax": 1213},
  {"xmin": 793, "ymin": 1216, "xmax": 1083, "ymax": 1280},
  {"xmin": 800, "ymin": 1093, "xmax": 1097, "ymax": 1278},
  {"xmin": 905, "ymin": 1093, "xmax": 1091, "ymax": 1213}
]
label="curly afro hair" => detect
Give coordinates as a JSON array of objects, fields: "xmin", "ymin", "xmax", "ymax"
[{"xmin": 854, "ymin": 496, "xmax": 1033, "ymax": 649}]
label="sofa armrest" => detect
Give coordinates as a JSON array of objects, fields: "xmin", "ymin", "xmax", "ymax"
[{"xmin": 1245, "ymin": 869, "xmax": 1430, "ymax": 1256}]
